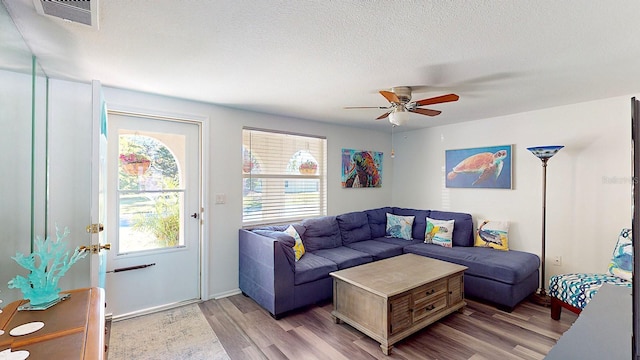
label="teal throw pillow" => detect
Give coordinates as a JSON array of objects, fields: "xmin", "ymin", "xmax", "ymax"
[
  {"xmin": 385, "ymin": 213, "xmax": 414, "ymax": 240},
  {"xmin": 608, "ymin": 228, "xmax": 632, "ymax": 281}
]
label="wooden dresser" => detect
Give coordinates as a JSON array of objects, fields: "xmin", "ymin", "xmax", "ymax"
[
  {"xmin": 331, "ymin": 254, "xmax": 467, "ymax": 355},
  {"xmin": 0, "ymin": 287, "xmax": 105, "ymax": 359}
]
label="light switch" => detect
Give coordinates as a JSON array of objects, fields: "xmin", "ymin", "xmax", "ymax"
[{"xmin": 215, "ymin": 194, "xmax": 226, "ymax": 204}]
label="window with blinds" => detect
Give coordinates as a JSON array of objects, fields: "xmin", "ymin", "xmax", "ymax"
[{"xmin": 242, "ymin": 128, "xmax": 327, "ymax": 227}]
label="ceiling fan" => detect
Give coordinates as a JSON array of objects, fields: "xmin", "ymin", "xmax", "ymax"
[{"xmin": 345, "ymin": 86, "xmax": 459, "ymax": 126}]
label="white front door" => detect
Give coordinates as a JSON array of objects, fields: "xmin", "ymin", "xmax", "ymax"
[
  {"xmin": 89, "ymin": 80, "xmax": 108, "ymax": 289},
  {"xmin": 106, "ymin": 112, "xmax": 202, "ymax": 318}
]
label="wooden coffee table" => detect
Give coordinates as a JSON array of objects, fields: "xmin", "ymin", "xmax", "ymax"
[{"xmin": 330, "ymin": 253, "xmax": 467, "ymax": 355}]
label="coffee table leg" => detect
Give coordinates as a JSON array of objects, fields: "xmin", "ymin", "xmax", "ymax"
[{"xmin": 381, "ymin": 342, "xmax": 392, "ymax": 355}]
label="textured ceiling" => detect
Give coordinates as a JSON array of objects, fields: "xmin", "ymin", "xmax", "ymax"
[{"xmin": 4, "ymin": 0, "xmax": 640, "ymax": 130}]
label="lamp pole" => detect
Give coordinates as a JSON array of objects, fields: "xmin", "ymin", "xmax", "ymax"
[
  {"xmin": 527, "ymin": 145, "xmax": 564, "ymax": 307},
  {"xmin": 539, "ymin": 157, "xmax": 549, "ymax": 301}
]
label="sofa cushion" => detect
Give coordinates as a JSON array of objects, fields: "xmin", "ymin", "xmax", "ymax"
[
  {"xmin": 313, "ymin": 246, "xmax": 373, "ymax": 269},
  {"xmin": 429, "ymin": 210, "xmax": 474, "ymax": 247},
  {"xmin": 366, "ymin": 207, "xmax": 393, "ymax": 238},
  {"xmin": 294, "ymin": 252, "xmax": 338, "ymax": 285},
  {"xmin": 336, "ymin": 211, "xmax": 372, "ymax": 245},
  {"xmin": 403, "ymin": 243, "xmax": 539, "ymax": 285},
  {"xmin": 301, "ymin": 216, "xmax": 342, "ymax": 252},
  {"xmin": 345, "ymin": 240, "xmax": 404, "ymax": 260},
  {"xmin": 393, "ymin": 208, "xmax": 430, "ymax": 240},
  {"xmin": 373, "ymin": 236, "xmax": 424, "ymax": 247}
]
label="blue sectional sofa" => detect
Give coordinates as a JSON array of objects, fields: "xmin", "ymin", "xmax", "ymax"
[{"xmin": 239, "ymin": 207, "xmax": 540, "ymax": 319}]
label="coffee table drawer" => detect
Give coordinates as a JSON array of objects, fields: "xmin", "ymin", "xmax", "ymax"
[
  {"xmin": 413, "ymin": 295, "xmax": 447, "ymax": 323},
  {"xmin": 412, "ymin": 279, "xmax": 447, "ymax": 307}
]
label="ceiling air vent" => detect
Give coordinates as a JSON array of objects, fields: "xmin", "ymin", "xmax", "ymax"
[{"xmin": 33, "ymin": 0, "xmax": 98, "ymax": 28}]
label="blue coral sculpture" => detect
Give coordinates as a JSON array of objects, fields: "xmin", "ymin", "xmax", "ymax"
[{"xmin": 8, "ymin": 226, "xmax": 87, "ymax": 306}]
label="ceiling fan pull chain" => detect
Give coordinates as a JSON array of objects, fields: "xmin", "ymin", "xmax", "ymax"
[{"xmin": 391, "ymin": 125, "xmax": 395, "ymax": 159}]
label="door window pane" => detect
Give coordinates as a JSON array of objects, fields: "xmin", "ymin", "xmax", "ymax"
[{"xmin": 118, "ymin": 134, "xmax": 184, "ymax": 253}]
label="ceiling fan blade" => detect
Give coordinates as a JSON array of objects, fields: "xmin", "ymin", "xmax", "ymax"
[
  {"xmin": 379, "ymin": 90, "xmax": 400, "ymax": 103},
  {"xmin": 415, "ymin": 93, "xmax": 459, "ymax": 106},
  {"xmin": 343, "ymin": 106, "xmax": 389, "ymax": 109},
  {"xmin": 410, "ymin": 108, "xmax": 442, "ymax": 117},
  {"xmin": 376, "ymin": 111, "xmax": 391, "ymax": 120}
]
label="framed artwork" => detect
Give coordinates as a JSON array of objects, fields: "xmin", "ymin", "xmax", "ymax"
[
  {"xmin": 445, "ymin": 145, "xmax": 512, "ymax": 189},
  {"xmin": 341, "ymin": 148, "xmax": 382, "ymax": 188}
]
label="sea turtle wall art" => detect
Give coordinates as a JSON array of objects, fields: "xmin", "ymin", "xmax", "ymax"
[{"xmin": 445, "ymin": 145, "xmax": 512, "ymax": 189}]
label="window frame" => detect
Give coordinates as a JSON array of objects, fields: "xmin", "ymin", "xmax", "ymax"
[{"xmin": 242, "ymin": 127, "xmax": 327, "ymax": 227}]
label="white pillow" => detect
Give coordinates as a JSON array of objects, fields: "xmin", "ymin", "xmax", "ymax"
[
  {"xmin": 425, "ymin": 217, "xmax": 455, "ymax": 248},
  {"xmin": 284, "ymin": 225, "xmax": 305, "ymax": 261},
  {"xmin": 475, "ymin": 219, "xmax": 509, "ymax": 251}
]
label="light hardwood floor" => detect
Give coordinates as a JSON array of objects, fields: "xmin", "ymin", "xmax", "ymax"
[{"xmin": 199, "ymin": 294, "xmax": 578, "ymax": 360}]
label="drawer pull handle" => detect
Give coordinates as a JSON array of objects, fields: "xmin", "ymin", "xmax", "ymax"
[
  {"xmin": 426, "ymin": 305, "xmax": 435, "ymax": 311},
  {"xmin": 426, "ymin": 289, "xmax": 436, "ymax": 296}
]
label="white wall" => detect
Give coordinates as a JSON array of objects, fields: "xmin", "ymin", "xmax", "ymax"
[
  {"xmin": 392, "ymin": 95, "xmax": 634, "ymax": 285},
  {"xmin": 47, "ymin": 79, "xmax": 93, "ymax": 292},
  {"xmin": 98, "ymin": 86, "xmax": 393, "ymax": 298}
]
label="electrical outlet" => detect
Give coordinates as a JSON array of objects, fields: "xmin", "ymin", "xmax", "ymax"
[{"xmin": 552, "ymin": 256, "xmax": 562, "ymax": 266}]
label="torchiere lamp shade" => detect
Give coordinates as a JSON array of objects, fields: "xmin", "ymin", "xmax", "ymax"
[{"xmin": 527, "ymin": 145, "xmax": 564, "ymax": 160}]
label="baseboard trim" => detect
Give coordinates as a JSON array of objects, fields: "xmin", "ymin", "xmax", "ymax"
[
  {"xmin": 210, "ymin": 288, "xmax": 242, "ymax": 300},
  {"xmin": 110, "ymin": 299, "xmax": 201, "ymax": 321}
]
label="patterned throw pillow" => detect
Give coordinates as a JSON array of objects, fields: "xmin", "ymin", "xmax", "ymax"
[
  {"xmin": 385, "ymin": 213, "xmax": 414, "ymax": 240},
  {"xmin": 608, "ymin": 228, "xmax": 632, "ymax": 281},
  {"xmin": 425, "ymin": 217, "xmax": 455, "ymax": 248},
  {"xmin": 284, "ymin": 225, "xmax": 305, "ymax": 261},
  {"xmin": 474, "ymin": 220, "xmax": 509, "ymax": 251}
]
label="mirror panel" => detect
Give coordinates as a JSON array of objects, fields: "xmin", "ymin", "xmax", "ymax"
[{"xmin": 0, "ymin": 2, "xmax": 48, "ymax": 304}]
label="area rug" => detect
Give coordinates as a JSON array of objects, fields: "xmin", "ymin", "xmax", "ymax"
[{"xmin": 108, "ymin": 303, "xmax": 230, "ymax": 360}]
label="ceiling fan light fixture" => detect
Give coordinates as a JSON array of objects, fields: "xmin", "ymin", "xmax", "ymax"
[{"xmin": 389, "ymin": 106, "xmax": 409, "ymax": 126}]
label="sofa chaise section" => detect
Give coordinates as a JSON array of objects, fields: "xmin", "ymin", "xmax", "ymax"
[{"xmin": 403, "ymin": 243, "xmax": 539, "ymax": 311}]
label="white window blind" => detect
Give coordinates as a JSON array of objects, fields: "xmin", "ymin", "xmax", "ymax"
[{"xmin": 242, "ymin": 128, "xmax": 327, "ymax": 227}]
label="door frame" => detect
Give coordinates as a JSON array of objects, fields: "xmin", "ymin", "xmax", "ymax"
[{"xmin": 98, "ymin": 102, "xmax": 209, "ymax": 306}]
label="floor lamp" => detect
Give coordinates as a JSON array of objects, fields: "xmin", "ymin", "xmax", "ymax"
[{"xmin": 527, "ymin": 145, "xmax": 564, "ymax": 306}]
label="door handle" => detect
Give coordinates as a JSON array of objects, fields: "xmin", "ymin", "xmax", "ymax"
[
  {"xmin": 79, "ymin": 243, "xmax": 111, "ymax": 254},
  {"xmin": 190, "ymin": 213, "xmax": 198, "ymax": 219}
]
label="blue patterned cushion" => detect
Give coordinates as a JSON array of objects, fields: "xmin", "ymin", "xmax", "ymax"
[
  {"xmin": 385, "ymin": 213, "xmax": 414, "ymax": 240},
  {"xmin": 608, "ymin": 228, "xmax": 633, "ymax": 281},
  {"xmin": 549, "ymin": 273, "xmax": 631, "ymax": 310}
]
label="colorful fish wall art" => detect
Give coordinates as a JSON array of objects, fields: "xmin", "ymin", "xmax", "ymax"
[
  {"xmin": 341, "ymin": 149, "xmax": 383, "ymax": 188},
  {"xmin": 445, "ymin": 145, "xmax": 512, "ymax": 189}
]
